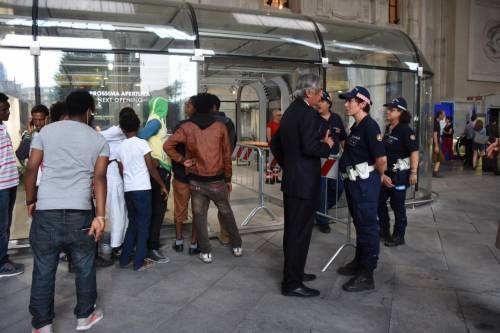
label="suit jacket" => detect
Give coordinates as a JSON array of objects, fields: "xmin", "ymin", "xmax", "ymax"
[{"xmin": 270, "ymin": 98, "xmax": 330, "ymax": 200}]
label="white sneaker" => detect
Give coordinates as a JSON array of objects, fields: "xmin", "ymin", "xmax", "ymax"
[
  {"xmin": 76, "ymin": 308, "xmax": 103, "ymax": 331},
  {"xmin": 32, "ymin": 324, "xmax": 53, "ymax": 333},
  {"xmin": 232, "ymin": 247, "xmax": 243, "ymax": 257},
  {"xmin": 199, "ymin": 252, "xmax": 213, "ymax": 263}
]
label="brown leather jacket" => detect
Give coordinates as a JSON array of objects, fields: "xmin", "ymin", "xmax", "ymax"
[{"xmin": 164, "ymin": 113, "xmax": 232, "ymax": 182}]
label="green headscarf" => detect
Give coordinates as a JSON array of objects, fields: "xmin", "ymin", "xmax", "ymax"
[{"xmin": 147, "ymin": 97, "xmax": 169, "ymax": 122}]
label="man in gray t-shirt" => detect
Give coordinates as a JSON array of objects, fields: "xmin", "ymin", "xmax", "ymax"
[
  {"xmin": 31, "ymin": 120, "xmax": 109, "ymax": 210},
  {"xmin": 24, "ymin": 90, "xmax": 109, "ymax": 332}
]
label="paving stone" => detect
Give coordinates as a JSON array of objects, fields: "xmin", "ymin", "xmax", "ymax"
[{"xmin": 457, "ymin": 291, "xmax": 500, "ymax": 333}]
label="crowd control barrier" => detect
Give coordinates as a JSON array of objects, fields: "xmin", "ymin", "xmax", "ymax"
[{"xmin": 232, "ymin": 142, "xmax": 277, "ymax": 226}]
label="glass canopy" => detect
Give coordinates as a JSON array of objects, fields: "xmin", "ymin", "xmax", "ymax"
[{"xmin": 0, "ymin": 0, "xmax": 432, "ymax": 73}]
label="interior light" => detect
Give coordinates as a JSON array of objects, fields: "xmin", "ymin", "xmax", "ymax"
[
  {"xmin": 107, "ymin": 63, "xmax": 114, "ymax": 71},
  {"xmin": 338, "ymin": 59, "xmax": 353, "ymax": 65},
  {"xmin": 167, "ymin": 48, "xmax": 215, "ymax": 56},
  {"xmin": 0, "ymin": 34, "xmax": 112, "ymax": 50},
  {"xmin": 281, "ymin": 37, "xmax": 321, "ymax": 49},
  {"xmin": 145, "ymin": 26, "xmax": 196, "ymax": 40},
  {"xmin": 404, "ymin": 62, "xmax": 419, "ymax": 71}
]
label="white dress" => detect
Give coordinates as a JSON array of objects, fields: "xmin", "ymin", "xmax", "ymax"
[{"xmin": 101, "ymin": 126, "xmax": 128, "ymax": 248}]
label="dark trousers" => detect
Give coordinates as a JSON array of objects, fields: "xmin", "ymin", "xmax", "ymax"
[
  {"xmin": 316, "ymin": 177, "xmax": 343, "ymax": 225},
  {"xmin": 120, "ymin": 190, "xmax": 152, "ymax": 270},
  {"xmin": 29, "ymin": 210, "xmax": 96, "ymax": 329},
  {"xmin": 464, "ymin": 139, "xmax": 473, "ymax": 167},
  {"xmin": 344, "ymin": 171, "xmax": 381, "ymax": 271},
  {"xmin": 0, "ymin": 186, "xmax": 16, "ymax": 266},
  {"xmin": 148, "ymin": 167, "xmax": 171, "ymax": 251},
  {"xmin": 378, "ymin": 184, "xmax": 408, "ymax": 237},
  {"xmin": 190, "ymin": 180, "xmax": 242, "ymax": 253},
  {"xmin": 282, "ymin": 194, "xmax": 316, "ymax": 290}
]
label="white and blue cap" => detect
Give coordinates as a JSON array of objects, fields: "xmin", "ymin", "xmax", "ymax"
[
  {"xmin": 338, "ymin": 86, "xmax": 372, "ymax": 105},
  {"xmin": 383, "ymin": 97, "xmax": 407, "ymax": 111}
]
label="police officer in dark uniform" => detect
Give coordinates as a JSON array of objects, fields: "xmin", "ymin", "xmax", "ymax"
[
  {"xmin": 378, "ymin": 97, "xmax": 419, "ymax": 247},
  {"xmin": 315, "ymin": 92, "xmax": 347, "ymax": 233},
  {"xmin": 337, "ymin": 86, "xmax": 387, "ymax": 292}
]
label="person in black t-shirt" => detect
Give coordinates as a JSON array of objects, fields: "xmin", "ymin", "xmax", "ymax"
[
  {"xmin": 433, "ymin": 110, "xmax": 446, "ymax": 177},
  {"xmin": 377, "ymin": 97, "xmax": 419, "ymax": 247},
  {"xmin": 337, "ymin": 86, "xmax": 387, "ymax": 292},
  {"xmin": 315, "ymin": 92, "xmax": 347, "ymax": 233}
]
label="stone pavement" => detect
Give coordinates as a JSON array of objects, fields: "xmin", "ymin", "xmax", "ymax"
[{"xmin": 1, "ymin": 162, "xmax": 500, "ymax": 333}]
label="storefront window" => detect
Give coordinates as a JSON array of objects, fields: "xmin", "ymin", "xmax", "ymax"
[{"xmin": 38, "ymin": 51, "xmax": 197, "ymax": 130}]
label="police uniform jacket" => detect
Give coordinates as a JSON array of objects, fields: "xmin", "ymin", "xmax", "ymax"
[
  {"xmin": 383, "ymin": 123, "xmax": 418, "ymax": 172},
  {"xmin": 271, "ymin": 99, "xmax": 331, "ymax": 200},
  {"xmin": 340, "ymin": 115, "xmax": 385, "ymax": 172}
]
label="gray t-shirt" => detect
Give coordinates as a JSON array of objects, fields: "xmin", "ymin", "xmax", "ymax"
[{"xmin": 31, "ymin": 120, "xmax": 110, "ymax": 210}]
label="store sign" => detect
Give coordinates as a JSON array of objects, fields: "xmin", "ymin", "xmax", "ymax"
[{"xmin": 90, "ymin": 90, "xmax": 151, "ymax": 103}]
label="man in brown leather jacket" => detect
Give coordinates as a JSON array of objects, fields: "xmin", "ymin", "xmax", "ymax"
[{"xmin": 164, "ymin": 93, "xmax": 242, "ymax": 264}]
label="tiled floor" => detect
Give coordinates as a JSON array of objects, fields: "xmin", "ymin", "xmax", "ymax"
[{"xmin": 2, "ymin": 162, "xmax": 500, "ymax": 333}]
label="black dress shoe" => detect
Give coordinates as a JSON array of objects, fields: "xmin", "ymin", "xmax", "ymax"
[
  {"xmin": 337, "ymin": 259, "xmax": 360, "ymax": 276},
  {"xmin": 189, "ymin": 247, "xmax": 201, "ymax": 255},
  {"xmin": 318, "ymin": 224, "xmax": 331, "ymax": 234},
  {"xmin": 385, "ymin": 235, "xmax": 405, "ymax": 247},
  {"xmin": 282, "ymin": 284, "xmax": 320, "ymax": 297},
  {"xmin": 303, "ymin": 273, "xmax": 316, "ymax": 282},
  {"xmin": 172, "ymin": 242, "xmax": 184, "ymax": 252},
  {"xmin": 379, "ymin": 228, "xmax": 391, "ymax": 243},
  {"xmin": 95, "ymin": 255, "xmax": 114, "ymax": 268},
  {"xmin": 342, "ymin": 269, "xmax": 375, "ymax": 292}
]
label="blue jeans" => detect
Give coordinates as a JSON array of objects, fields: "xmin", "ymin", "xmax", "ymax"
[
  {"xmin": 29, "ymin": 209, "xmax": 96, "ymax": 329},
  {"xmin": 316, "ymin": 177, "xmax": 343, "ymax": 225},
  {"xmin": 0, "ymin": 186, "xmax": 17, "ymax": 266},
  {"xmin": 120, "ymin": 190, "xmax": 152, "ymax": 270},
  {"xmin": 343, "ymin": 171, "xmax": 381, "ymax": 271}
]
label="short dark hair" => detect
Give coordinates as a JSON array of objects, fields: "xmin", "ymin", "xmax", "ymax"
[
  {"xmin": 119, "ymin": 108, "xmax": 140, "ymax": 132},
  {"xmin": 119, "ymin": 107, "xmax": 136, "ymax": 119},
  {"xmin": 471, "ymin": 114, "xmax": 477, "ymax": 122},
  {"xmin": 31, "ymin": 104, "xmax": 49, "ymax": 116},
  {"xmin": 65, "ymin": 90, "xmax": 95, "ymax": 116},
  {"xmin": 194, "ymin": 93, "xmax": 213, "ymax": 114},
  {"xmin": 354, "ymin": 97, "xmax": 370, "ymax": 113},
  {"xmin": 0, "ymin": 92, "xmax": 8, "ymax": 103},
  {"xmin": 209, "ymin": 94, "xmax": 221, "ymax": 111},
  {"xmin": 49, "ymin": 101, "xmax": 66, "ymax": 122}
]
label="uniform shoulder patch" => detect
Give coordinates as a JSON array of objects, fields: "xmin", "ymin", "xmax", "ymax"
[
  {"xmin": 410, "ymin": 134, "xmax": 416, "ymax": 141},
  {"xmin": 376, "ymin": 134, "xmax": 383, "ymax": 141}
]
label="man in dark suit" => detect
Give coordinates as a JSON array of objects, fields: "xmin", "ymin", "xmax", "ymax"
[{"xmin": 271, "ymin": 73, "xmax": 334, "ymax": 297}]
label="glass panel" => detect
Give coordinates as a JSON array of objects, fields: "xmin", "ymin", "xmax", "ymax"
[
  {"xmin": 318, "ymin": 19, "xmax": 418, "ymax": 70},
  {"xmin": 194, "ymin": 5, "xmax": 322, "ymax": 61},
  {"xmin": 35, "ymin": 0, "xmax": 195, "ymax": 51},
  {"xmin": 39, "ymin": 50, "xmax": 197, "ymax": 130},
  {"xmin": 0, "ymin": 0, "xmax": 34, "ymax": 42},
  {"xmin": 417, "ymin": 75, "xmax": 433, "ymax": 200},
  {"xmin": 0, "ymin": 47, "xmax": 36, "ymax": 240}
]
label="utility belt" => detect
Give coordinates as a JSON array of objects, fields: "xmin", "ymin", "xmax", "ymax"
[
  {"xmin": 341, "ymin": 162, "xmax": 375, "ymax": 181},
  {"xmin": 388, "ymin": 158, "xmax": 411, "ymax": 189},
  {"xmin": 391, "ymin": 157, "xmax": 410, "ymax": 172}
]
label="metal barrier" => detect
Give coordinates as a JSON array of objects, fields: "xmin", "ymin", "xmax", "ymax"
[{"xmin": 232, "ymin": 143, "xmax": 277, "ymax": 226}]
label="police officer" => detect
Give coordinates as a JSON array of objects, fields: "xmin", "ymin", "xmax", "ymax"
[
  {"xmin": 378, "ymin": 97, "xmax": 419, "ymax": 247},
  {"xmin": 337, "ymin": 86, "xmax": 387, "ymax": 292},
  {"xmin": 315, "ymin": 92, "xmax": 347, "ymax": 233}
]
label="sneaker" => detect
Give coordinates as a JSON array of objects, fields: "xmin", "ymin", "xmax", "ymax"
[
  {"xmin": 147, "ymin": 249, "xmax": 170, "ymax": 264},
  {"xmin": 0, "ymin": 261, "xmax": 24, "ymax": 278},
  {"xmin": 137, "ymin": 260, "xmax": 154, "ymax": 271},
  {"xmin": 95, "ymin": 255, "xmax": 114, "ymax": 268},
  {"xmin": 188, "ymin": 246, "xmax": 201, "ymax": 256},
  {"xmin": 199, "ymin": 252, "xmax": 213, "ymax": 264},
  {"xmin": 76, "ymin": 308, "xmax": 103, "ymax": 331},
  {"xmin": 232, "ymin": 247, "xmax": 243, "ymax": 257},
  {"xmin": 32, "ymin": 324, "xmax": 53, "ymax": 333}
]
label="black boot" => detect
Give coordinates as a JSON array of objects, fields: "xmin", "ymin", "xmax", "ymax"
[
  {"xmin": 337, "ymin": 259, "xmax": 361, "ymax": 276},
  {"xmin": 379, "ymin": 228, "xmax": 391, "ymax": 243},
  {"xmin": 342, "ymin": 268, "xmax": 375, "ymax": 292},
  {"xmin": 385, "ymin": 234, "xmax": 405, "ymax": 247}
]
